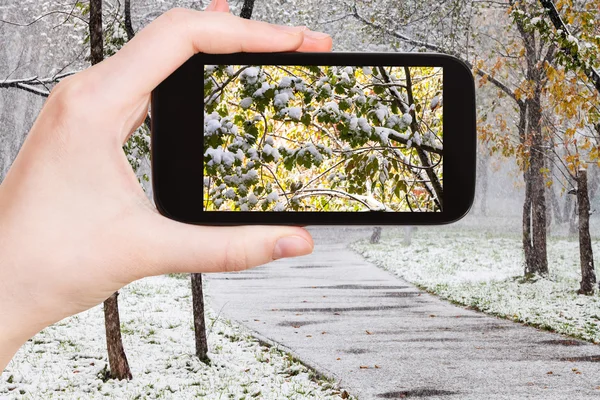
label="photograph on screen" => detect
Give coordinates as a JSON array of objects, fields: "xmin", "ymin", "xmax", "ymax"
[{"xmin": 203, "ymin": 65, "xmax": 443, "ymax": 212}]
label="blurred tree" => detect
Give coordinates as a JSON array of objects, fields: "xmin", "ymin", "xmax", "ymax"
[
  {"xmin": 191, "ymin": 273, "xmax": 209, "ymax": 361},
  {"xmin": 575, "ymin": 168, "xmax": 596, "ymax": 294},
  {"xmin": 88, "ymin": 0, "xmax": 132, "ymax": 380},
  {"xmin": 370, "ymin": 227, "xmax": 382, "ymax": 244},
  {"xmin": 240, "ymin": 0, "xmax": 256, "ymax": 19}
]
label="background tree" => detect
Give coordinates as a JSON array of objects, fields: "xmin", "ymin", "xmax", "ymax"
[
  {"xmin": 89, "ymin": 0, "xmax": 132, "ymax": 380},
  {"xmin": 240, "ymin": 0, "xmax": 256, "ymax": 20}
]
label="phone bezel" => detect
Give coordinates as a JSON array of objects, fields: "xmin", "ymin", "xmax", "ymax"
[{"xmin": 151, "ymin": 52, "xmax": 476, "ymax": 225}]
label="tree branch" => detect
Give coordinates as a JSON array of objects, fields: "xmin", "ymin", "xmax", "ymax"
[
  {"xmin": 538, "ymin": 0, "xmax": 600, "ymax": 94},
  {"xmin": 352, "ymin": 4, "xmax": 522, "ymax": 105}
]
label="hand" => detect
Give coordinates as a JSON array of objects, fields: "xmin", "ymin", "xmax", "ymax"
[{"xmin": 0, "ymin": 0, "xmax": 332, "ymax": 370}]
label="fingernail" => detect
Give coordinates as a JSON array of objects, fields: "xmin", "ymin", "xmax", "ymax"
[
  {"xmin": 273, "ymin": 236, "xmax": 313, "ymax": 260},
  {"xmin": 304, "ymin": 30, "xmax": 331, "ymax": 40},
  {"xmin": 273, "ymin": 25, "xmax": 308, "ymax": 33}
]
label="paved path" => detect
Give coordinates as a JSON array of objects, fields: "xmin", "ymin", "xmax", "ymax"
[{"xmin": 205, "ymin": 227, "xmax": 600, "ymax": 399}]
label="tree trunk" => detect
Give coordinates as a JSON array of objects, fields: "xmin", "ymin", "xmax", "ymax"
[
  {"xmin": 124, "ymin": 0, "xmax": 135, "ymax": 41},
  {"xmin": 240, "ymin": 0, "xmax": 256, "ymax": 19},
  {"xmin": 524, "ymin": 88, "xmax": 548, "ymax": 276},
  {"xmin": 403, "ymin": 226, "xmax": 416, "ymax": 246},
  {"xmin": 370, "ymin": 227, "xmax": 382, "ymax": 244},
  {"xmin": 191, "ymin": 273, "xmax": 209, "ymax": 362},
  {"xmin": 523, "ymin": 168, "xmax": 534, "ymax": 274},
  {"xmin": 576, "ymin": 169, "xmax": 596, "ymax": 294},
  {"xmin": 548, "ymin": 185, "xmax": 562, "ymax": 224},
  {"xmin": 89, "ymin": 0, "xmax": 103, "ymax": 65},
  {"xmin": 90, "ymin": 0, "xmax": 132, "ymax": 380},
  {"xmin": 103, "ymin": 293, "xmax": 132, "ymax": 380},
  {"xmin": 478, "ymin": 151, "xmax": 489, "ymax": 216}
]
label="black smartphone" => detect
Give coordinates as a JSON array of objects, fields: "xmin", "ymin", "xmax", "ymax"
[{"xmin": 151, "ymin": 52, "xmax": 476, "ymax": 225}]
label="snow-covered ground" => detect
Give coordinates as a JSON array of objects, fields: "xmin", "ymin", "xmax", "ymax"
[
  {"xmin": 352, "ymin": 227, "xmax": 600, "ymax": 343},
  {"xmin": 0, "ymin": 275, "xmax": 350, "ymax": 399}
]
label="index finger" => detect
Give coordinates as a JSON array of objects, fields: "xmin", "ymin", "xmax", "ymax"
[{"xmin": 92, "ymin": 9, "xmax": 328, "ymax": 101}]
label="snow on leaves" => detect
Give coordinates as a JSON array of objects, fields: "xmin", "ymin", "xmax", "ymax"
[{"xmin": 203, "ymin": 65, "xmax": 443, "ymax": 212}]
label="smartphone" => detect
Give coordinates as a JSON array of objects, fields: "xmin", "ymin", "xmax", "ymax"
[{"xmin": 151, "ymin": 52, "xmax": 476, "ymax": 225}]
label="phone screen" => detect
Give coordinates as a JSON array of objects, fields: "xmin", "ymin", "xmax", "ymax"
[{"xmin": 203, "ymin": 65, "xmax": 443, "ymax": 212}]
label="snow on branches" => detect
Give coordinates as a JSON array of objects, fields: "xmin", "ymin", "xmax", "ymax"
[{"xmin": 203, "ymin": 65, "xmax": 444, "ymax": 212}]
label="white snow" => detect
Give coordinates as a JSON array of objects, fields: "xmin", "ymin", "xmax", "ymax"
[
  {"xmin": 0, "ymin": 276, "xmax": 348, "ymax": 399},
  {"xmin": 204, "ymin": 148, "xmax": 235, "ymax": 167},
  {"xmin": 273, "ymin": 92, "xmax": 290, "ymax": 108},
  {"xmin": 240, "ymin": 67, "xmax": 259, "ymax": 84},
  {"xmin": 247, "ymin": 192, "xmax": 258, "ymax": 206},
  {"xmin": 287, "ymin": 107, "xmax": 302, "ymax": 121},
  {"xmin": 239, "ymin": 97, "xmax": 253, "ymax": 109},
  {"xmin": 205, "ymin": 119, "xmax": 221, "ymax": 135},
  {"xmin": 252, "ymin": 82, "xmax": 272, "ymax": 98},
  {"xmin": 357, "ymin": 117, "xmax": 371, "ymax": 133},
  {"xmin": 278, "ymin": 76, "xmax": 292, "ymax": 88},
  {"xmin": 353, "ymin": 229, "xmax": 600, "ymax": 343},
  {"xmin": 266, "ymin": 191, "xmax": 279, "ymax": 202}
]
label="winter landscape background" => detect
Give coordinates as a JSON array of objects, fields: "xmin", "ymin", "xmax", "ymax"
[{"xmin": 1, "ymin": 0, "xmax": 600, "ymax": 399}]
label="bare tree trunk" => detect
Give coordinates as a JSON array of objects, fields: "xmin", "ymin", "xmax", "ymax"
[
  {"xmin": 548, "ymin": 186, "xmax": 562, "ymax": 224},
  {"xmin": 90, "ymin": 0, "xmax": 132, "ymax": 380},
  {"xmin": 569, "ymin": 203, "xmax": 578, "ymax": 236},
  {"xmin": 576, "ymin": 169, "xmax": 596, "ymax": 294},
  {"xmin": 89, "ymin": 0, "xmax": 103, "ymax": 65},
  {"xmin": 370, "ymin": 227, "xmax": 382, "ymax": 244},
  {"xmin": 523, "ymin": 81, "xmax": 548, "ymax": 275},
  {"xmin": 240, "ymin": 0, "xmax": 256, "ymax": 19},
  {"xmin": 124, "ymin": 0, "xmax": 135, "ymax": 41},
  {"xmin": 403, "ymin": 226, "xmax": 416, "ymax": 246},
  {"xmin": 523, "ymin": 168, "xmax": 534, "ymax": 274},
  {"xmin": 191, "ymin": 273, "xmax": 209, "ymax": 362},
  {"xmin": 478, "ymin": 151, "xmax": 489, "ymax": 216},
  {"xmin": 103, "ymin": 293, "xmax": 132, "ymax": 380}
]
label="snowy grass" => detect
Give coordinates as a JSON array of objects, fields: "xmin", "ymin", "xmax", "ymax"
[
  {"xmin": 352, "ymin": 227, "xmax": 600, "ymax": 343},
  {"xmin": 0, "ymin": 275, "xmax": 351, "ymax": 399}
]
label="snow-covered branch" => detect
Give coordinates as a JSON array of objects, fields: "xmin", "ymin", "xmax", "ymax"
[
  {"xmin": 290, "ymin": 189, "xmax": 392, "ymax": 211},
  {"xmin": 0, "ymin": 71, "xmax": 77, "ymax": 98},
  {"xmin": 376, "ymin": 127, "xmax": 443, "ymax": 155},
  {"xmin": 351, "ymin": 4, "xmax": 521, "ymax": 106},
  {"xmin": 538, "ymin": 0, "xmax": 600, "ymax": 94}
]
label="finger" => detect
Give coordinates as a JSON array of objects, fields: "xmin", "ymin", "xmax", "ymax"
[
  {"xmin": 297, "ymin": 30, "xmax": 334, "ymax": 52},
  {"xmin": 130, "ymin": 215, "xmax": 314, "ymax": 279},
  {"xmin": 205, "ymin": 0, "xmax": 230, "ymax": 12},
  {"xmin": 95, "ymin": 10, "xmax": 308, "ymax": 103}
]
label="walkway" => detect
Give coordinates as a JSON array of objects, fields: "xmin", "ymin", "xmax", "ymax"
[{"xmin": 205, "ymin": 227, "xmax": 600, "ymax": 399}]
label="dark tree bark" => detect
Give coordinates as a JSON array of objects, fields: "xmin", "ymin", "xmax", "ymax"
[
  {"xmin": 90, "ymin": 0, "xmax": 132, "ymax": 380},
  {"xmin": 512, "ymin": 5, "xmax": 550, "ymax": 277},
  {"xmin": 576, "ymin": 169, "xmax": 596, "ymax": 294},
  {"xmin": 124, "ymin": 0, "xmax": 135, "ymax": 41},
  {"xmin": 477, "ymin": 149, "xmax": 489, "ymax": 216},
  {"xmin": 103, "ymin": 293, "xmax": 132, "ymax": 380},
  {"xmin": 89, "ymin": 0, "xmax": 103, "ymax": 65},
  {"xmin": 525, "ymin": 88, "xmax": 549, "ymax": 276},
  {"xmin": 370, "ymin": 227, "xmax": 382, "ymax": 244},
  {"xmin": 191, "ymin": 273, "xmax": 209, "ymax": 362},
  {"xmin": 240, "ymin": 0, "xmax": 256, "ymax": 19}
]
